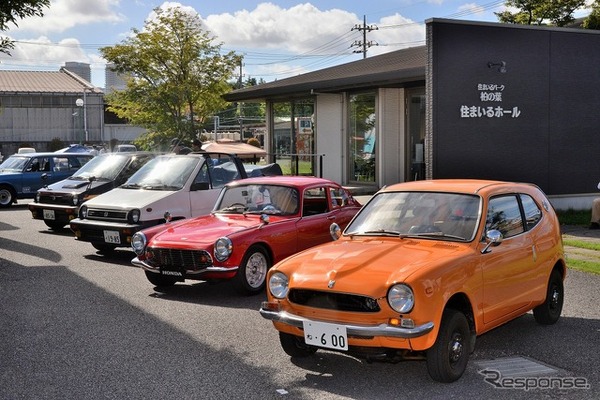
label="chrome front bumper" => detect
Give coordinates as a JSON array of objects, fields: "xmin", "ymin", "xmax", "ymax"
[
  {"xmin": 131, "ymin": 256, "xmax": 238, "ymax": 274},
  {"xmin": 259, "ymin": 306, "xmax": 434, "ymax": 339}
]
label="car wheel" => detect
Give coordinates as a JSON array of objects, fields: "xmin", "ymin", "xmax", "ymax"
[
  {"xmin": 279, "ymin": 332, "xmax": 317, "ymax": 358},
  {"xmin": 533, "ymin": 269, "xmax": 564, "ymax": 325},
  {"xmin": 145, "ymin": 271, "xmax": 178, "ymax": 287},
  {"xmin": 426, "ymin": 309, "xmax": 470, "ymax": 383},
  {"xmin": 91, "ymin": 243, "xmax": 118, "ymax": 253},
  {"xmin": 0, "ymin": 185, "xmax": 15, "ymax": 208},
  {"xmin": 233, "ymin": 245, "xmax": 270, "ymax": 295},
  {"xmin": 44, "ymin": 220, "xmax": 66, "ymax": 230}
]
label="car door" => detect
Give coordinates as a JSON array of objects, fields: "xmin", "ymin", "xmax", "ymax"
[
  {"xmin": 22, "ymin": 156, "xmax": 50, "ymax": 195},
  {"xmin": 189, "ymin": 159, "xmax": 222, "ymax": 217},
  {"xmin": 296, "ymin": 186, "xmax": 338, "ymax": 250},
  {"xmin": 480, "ymin": 194, "xmax": 538, "ymax": 325}
]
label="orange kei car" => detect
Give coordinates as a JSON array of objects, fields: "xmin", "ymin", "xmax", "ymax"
[{"xmin": 260, "ymin": 179, "xmax": 566, "ymax": 382}]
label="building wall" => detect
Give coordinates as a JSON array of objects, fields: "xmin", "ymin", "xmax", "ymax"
[
  {"xmin": 429, "ymin": 19, "xmax": 600, "ymax": 198},
  {"xmin": 315, "ymin": 94, "xmax": 344, "ymax": 183}
]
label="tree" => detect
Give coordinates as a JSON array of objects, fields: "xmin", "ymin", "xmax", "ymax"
[
  {"xmin": 100, "ymin": 6, "xmax": 240, "ymax": 150},
  {"xmin": 0, "ymin": 0, "xmax": 49, "ymax": 55},
  {"xmin": 496, "ymin": 0, "xmax": 585, "ymax": 26}
]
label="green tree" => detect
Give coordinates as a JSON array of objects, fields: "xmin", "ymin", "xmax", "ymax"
[
  {"xmin": 100, "ymin": 6, "xmax": 240, "ymax": 150},
  {"xmin": 0, "ymin": 0, "xmax": 49, "ymax": 55},
  {"xmin": 583, "ymin": 1, "xmax": 600, "ymax": 29},
  {"xmin": 496, "ymin": 0, "xmax": 585, "ymax": 26}
]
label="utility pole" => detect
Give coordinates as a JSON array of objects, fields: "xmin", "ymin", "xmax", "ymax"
[{"xmin": 351, "ymin": 15, "xmax": 378, "ymax": 58}]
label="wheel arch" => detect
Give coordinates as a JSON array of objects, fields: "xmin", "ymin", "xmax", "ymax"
[{"xmin": 444, "ymin": 292, "xmax": 477, "ymax": 353}]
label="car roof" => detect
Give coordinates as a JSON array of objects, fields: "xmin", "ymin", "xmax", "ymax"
[
  {"xmin": 381, "ymin": 179, "xmax": 535, "ymax": 195},
  {"xmin": 8, "ymin": 152, "xmax": 95, "ymax": 158},
  {"xmin": 226, "ymin": 175, "xmax": 340, "ymax": 189}
]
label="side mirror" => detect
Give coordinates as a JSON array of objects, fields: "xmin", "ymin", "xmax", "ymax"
[
  {"xmin": 481, "ymin": 229, "xmax": 503, "ymax": 254},
  {"xmin": 191, "ymin": 181, "xmax": 210, "ymax": 191},
  {"xmin": 330, "ymin": 223, "xmax": 342, "ymax": 240}
]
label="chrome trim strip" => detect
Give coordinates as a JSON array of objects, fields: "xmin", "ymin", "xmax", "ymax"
[
  {"xmin": 131, "ymin": 257, "xmax": 238, "ymax": 274},
  {"xmin": 259, "ymin": 308, "xmax": 434, "ymax": 339}
]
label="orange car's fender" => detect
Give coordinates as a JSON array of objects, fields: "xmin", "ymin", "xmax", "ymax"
[{"xmin": 406, "ymin": 257, "xmax": 483, "ymax": 351}]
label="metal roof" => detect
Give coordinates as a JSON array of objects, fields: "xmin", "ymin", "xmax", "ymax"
[
  {"xmin": 224, "ymin": 45, "xmax": 426, "ymax": 102},
  {"xmin": 0, "ymin": 68, "xmax": 102, "ymax": 94}
]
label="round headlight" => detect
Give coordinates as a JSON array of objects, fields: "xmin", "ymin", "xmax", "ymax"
[
  {"xmin": 129, "ymin": 209, "xmax": 141, "ymax": 224},
  {"xmin": 131, "ymin": 232, "xmax": 147, "ymax": 255},
  {"xmin": 79, "ymin": 205, "xmax": 88, "ymax": 219},
  {"xmin": 214, "ymin": 237, "xmax": 233, "ymax": 262},
  {"xmin": 269, "ymin": 272, "xmax": 289, "ymax": 299},
  {"xmin": 387, "ymin": 284, "xmax": 414, "ymax": 313}
]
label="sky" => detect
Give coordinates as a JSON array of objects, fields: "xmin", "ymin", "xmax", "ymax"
[{"xmin": 0, "ymin": 1, "xmax": 592, "ymax": 89}]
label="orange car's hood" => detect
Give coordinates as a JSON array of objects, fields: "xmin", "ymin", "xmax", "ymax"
[
  {"xmin": 279, "ymin": 237, "xmax": 473, "ymax": 297},
  {"xmin": 149, "ymin": 214, "xmax": 277, "ymax": 247}
]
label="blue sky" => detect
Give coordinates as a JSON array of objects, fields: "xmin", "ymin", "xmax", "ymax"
[{"xmin": 0, "ymin": 1, "xmax": 587, "ymax": 88}]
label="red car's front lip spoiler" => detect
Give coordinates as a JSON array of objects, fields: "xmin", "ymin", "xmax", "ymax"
[
  {"xmin": 259, "ymin": 304, "xmax": 435, "ymax": 339},
  {"xmin": 131, "ymin": 256, "xmax": 238, "ymax": 274}
]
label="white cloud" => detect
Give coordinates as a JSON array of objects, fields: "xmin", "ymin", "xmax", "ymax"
[
  {"xmin": 14, "ymin": 0, "xmax": 125, "ymax": 34},
  {"xmin": 204, "ymin": 3, "xmax": 358, "ymax": 53}
]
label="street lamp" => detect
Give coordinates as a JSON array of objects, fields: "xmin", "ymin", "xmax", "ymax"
[{"xmin": 75, "ymin": 90, "xmax": 88, "ymax": 143}]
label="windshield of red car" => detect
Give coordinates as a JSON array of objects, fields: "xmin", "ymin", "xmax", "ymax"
[
  {"xmin": 215, "ymin": 184, "xmax": 299, "ymax": 215},
  {"xmin": 345, "ymin": 191, "xmax": 482, "ymax": 241}
]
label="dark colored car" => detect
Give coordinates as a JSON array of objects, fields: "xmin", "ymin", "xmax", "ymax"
[
  {"xmin": 0, "ymin": 152, "xmax": 94, "ymax": 208},
  {"xmin": 28, "ymin": 152, "xmax": 156, "ymax": 229}
]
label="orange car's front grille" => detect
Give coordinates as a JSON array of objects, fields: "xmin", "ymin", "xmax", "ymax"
[{"xmin": 288, "ymin": 289, "xmax": 380, "ymax": 312}]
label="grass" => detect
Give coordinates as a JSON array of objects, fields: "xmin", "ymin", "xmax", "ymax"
[
  {"xmin": 556, "ymin": 209, "xmax": 591, "ymax": 226},
  {"xmin": 564, "ymin": 259, "xmax": 600, "ymax": 275}
]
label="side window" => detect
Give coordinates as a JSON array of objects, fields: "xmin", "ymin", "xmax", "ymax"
[
  {"xmin": 329, "ymin": 187, "xmax": 348, "ymax": 208},
  {"xmin": 194, "ymin": 162, "xmax": 210, "ymax": 185},
  {"xmin": 520, "ymin": 194, "xmax": 542, "ymax": 230},
  {"xmin": 302, "ymin": 187, "xmax": 329, "ymax": 216},
  {"xmin": 486, "ymin": 195, "xmax": 524, "ymax": 238},
  {"xmin": 28, "ymin": 157, "xmax": 43, "ymax": 172}
]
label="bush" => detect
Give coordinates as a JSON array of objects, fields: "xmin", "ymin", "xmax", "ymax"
[
  {"xmin": 49, "ymin": 137, "xmax": 64, "ymax": 151},
  {"xmin": 247, "ymin": 137, "xmax": 261, "ymax": 148}
]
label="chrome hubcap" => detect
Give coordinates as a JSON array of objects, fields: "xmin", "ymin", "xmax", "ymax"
[
  {"xmin": 449, "ymin": 333, "xmax": 464, "ymax": 364},
  {"xmin": 245, "ymin": 252, "xmax": 267, "ymax": 288}
]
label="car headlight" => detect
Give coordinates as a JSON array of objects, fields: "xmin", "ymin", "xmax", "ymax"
[
  {"xmin": 35, "ymin": 192, "xmax": 41, "ymax": 202},
  {"xmin": 269, "ymin": 272, "xmax": 289, "ymax": 299},
  {"xmin": 131, "ymin": 232, "xmax": 147, "ymax": 255},
  {"xmin": 72, "ymin": 194, "xmax": 81, "ymax": 206},
  {"xmin": 387, "ymin": 284, "xmax": 414, "ymax": 313},
  {"xmin": 214, "ymin": 237, "xmax": 233, "ymax": 261},
  {"xmin": 79, "ymin": 205, "xmax": 88, "ymax": 219},
  {"xmin": 128, "ymin": 209, "xmax": 141, "ymax": 224}
]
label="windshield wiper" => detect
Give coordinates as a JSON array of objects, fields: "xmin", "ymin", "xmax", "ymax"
[
  {"xmin": 399, "ymin": 232, "xmax": 466, "ymax": 241},
  {"xmin": 219, "ymin": 204, "xmax": 248, "ymax": 213},
  {"xmin": 121, "ymin": 183, "xmax": 142, "ymax": 189}
]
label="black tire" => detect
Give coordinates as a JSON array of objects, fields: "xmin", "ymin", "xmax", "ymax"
[
  {"xmin": 279, "ymin": 332, "xmax": 317, "ymax": 358},
  {"xmin": 0, "ymin": 185, "xmax": 15, "ymax": 208},
  {"xmin": 44, "ymin": 220, "xmax": 66, "ymax": 230},
  {"xmin": 145, "ymin": 270, "xmax": 178, "ymax": 287},
  {"xmin": 426, "ymin": 309, "xmax": 470, "ymax": 383},
  {"xmin": 91, "ymin": 242, "xmax": 118, "ymax": 253},
  {"xmin": 233, "ymin": 245, "xmax": 270, "ymax": 295},
  {"xmin": 533, "ymin": 269, "xmax": 564, "ymax": 325}
]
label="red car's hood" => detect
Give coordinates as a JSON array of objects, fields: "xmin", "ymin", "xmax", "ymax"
[
  {"xmin": 148, "ymin": 214, "xmax": 277, "ymax": 247},
  {"xmin": 277, "ymin": 237, "xmax": 474, "ymax": 297}
]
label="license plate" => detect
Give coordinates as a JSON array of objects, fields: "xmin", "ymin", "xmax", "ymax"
[
  {"xmin": 103, "ymin": 230, "xmax": 121, "ymax": 244},
  {"xmin": 303, "ymin": 320, "xmax": 348, "ymax": 351},
  {"xmin": 43, "ymin": 209, "xmax": 55, "ymax": 220}
]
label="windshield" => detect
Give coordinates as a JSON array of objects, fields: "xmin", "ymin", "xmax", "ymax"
[
  {"xmin": 215, "ymin": 184, "xmax": 299, "ymax": 215},
  {"xmin": 345, "ymin": 191, "xmax": 481, "ymax": 241},
  {"xmin": 0, "ymin": 156, "xmax": 29, "ymax": 172},
  {"xmin": 121, "ymin": 155, "xmax": 199, "ymax": 190},
  {"xmin": 70, "ymin": 154, "xmax": 130, "ymax": 181}
]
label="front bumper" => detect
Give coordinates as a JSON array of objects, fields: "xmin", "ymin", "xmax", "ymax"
[
  {"xmin": 259, "ymin": 305, "xmax": 434, "ymax": 339},
  {"xmin": 69, "ymin": 218, "xmax": 150, "ymax": 246},
  {"xmin": 29, "ymin": 203, "xmax": 77, "ymax": 222},
  {"xmin": 132, "ymin": 256, "xmax": 238, "ymax": 276}
]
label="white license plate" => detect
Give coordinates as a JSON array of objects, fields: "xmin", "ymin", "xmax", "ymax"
[
  {"xmin": 43, "ymin": 209, "xmax": 55, "ymax": 220},
  {"xmin": 103, "ymin": 230, "xmax": 121, "ymax": 244},
  {"xmin": 303, "ymin": 320, "xmax": 348, "ymax": 351}
]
